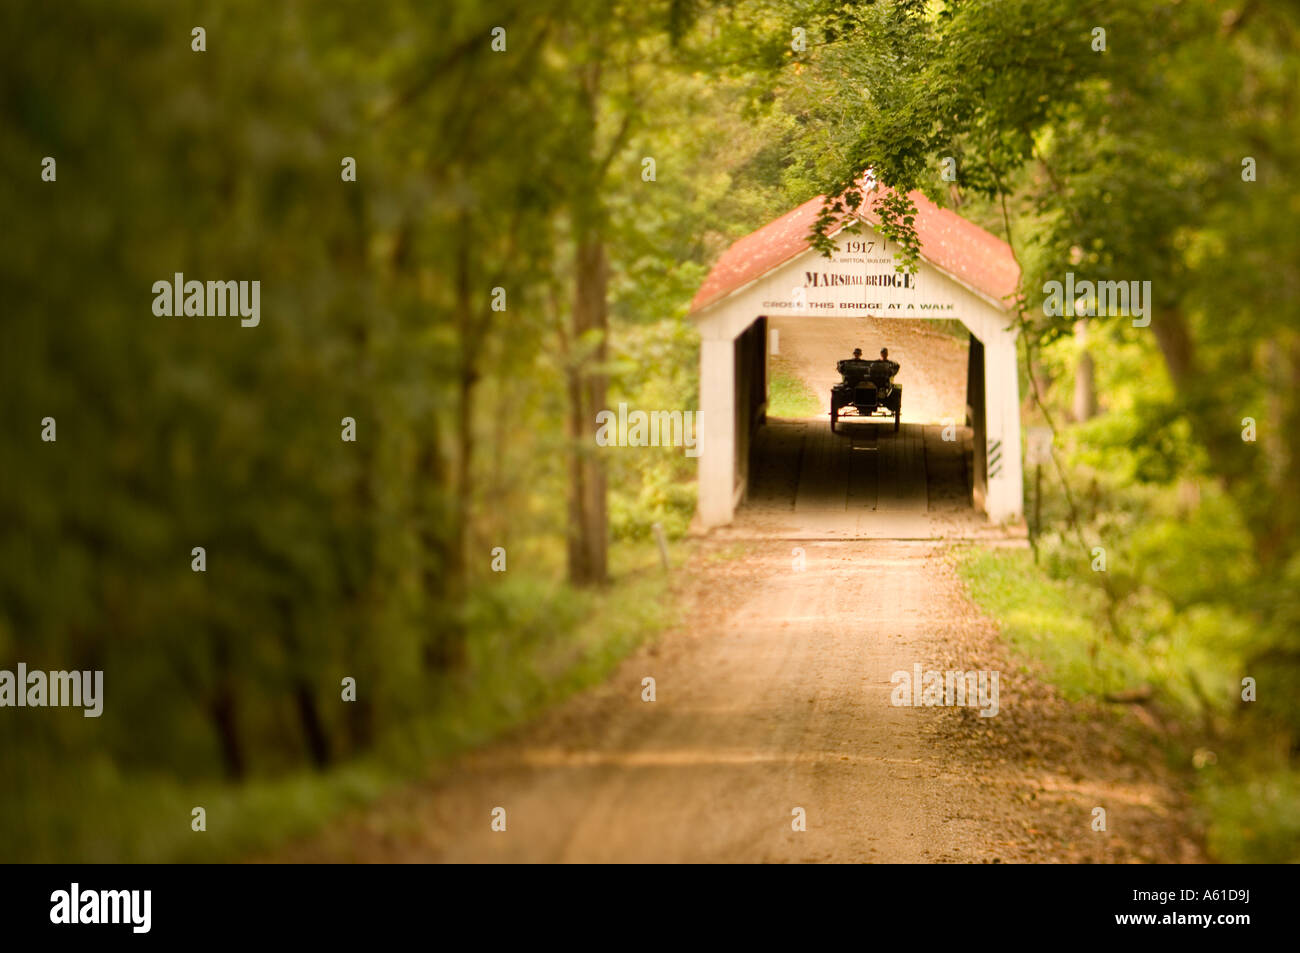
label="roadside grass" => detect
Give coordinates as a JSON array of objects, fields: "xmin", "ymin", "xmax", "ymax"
[
  {"xmin": 5, "ymin": 540, "xmax": 684, "ymax": 863},
  {"xmin": 954, "ymin": 543, "xmax": 1300, "ymax": 862},
  {"xmin": 767, "ymin": 360, "xmax": 821, "ymax": 418},
  {"xmin": 953, "ymin": 545, "xmax": 1147, "ymax": 700}
]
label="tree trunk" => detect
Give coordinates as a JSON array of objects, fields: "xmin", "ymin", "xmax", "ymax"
[
  {"xmin": 567, "ymin": 234, "xmax": 609, "ymax": 586},
  {"xmin": 421, "ymin": 219, "xmax": 482, "ymax": 669},
  {"xmin": 208, "ymin": 636, "xmax": 245, "ymax": 780},
  {"xmin": 273, "ymin": 600, "xmax": 334, "ymax": 769},
  {"xmin": 1254, "ymin": 335, "xmax": 1300, "ymax": 568},
  {"xmin": 293, "ymin": 679, "xmax": 332, "ymax": 769},
  {"xmin": 416, "ymin": 438, "xmax": 464, "ymax": 670},
  {"xmin": 209, "ymin": 692, "xmax": 245, "ymax": 781},
  {"xmin": 1150, "ymin": 307, "xmax": 1197, "ymax": 390},
  {"xmin": 450, "ymin": 217, "xmax": 475, "ymax": 603},
  {"xmin": 346, "ymin": 691, "xmax": 374, "ymax": 754}
]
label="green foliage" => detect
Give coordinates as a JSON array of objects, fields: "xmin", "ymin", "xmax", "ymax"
[{"xmin": 767, "ymin": 362, "xmax": 821, "ymax": 418}]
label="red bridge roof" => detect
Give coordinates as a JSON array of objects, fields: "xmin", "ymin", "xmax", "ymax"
[{"xmin": 690, "ymin": 187, "xmax": 1020, "ymax": 313}]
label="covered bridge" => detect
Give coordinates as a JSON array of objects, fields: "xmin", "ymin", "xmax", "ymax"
[{"xmin": 689, "ymin": 185, "xmax": 1024, "ymax": 530}]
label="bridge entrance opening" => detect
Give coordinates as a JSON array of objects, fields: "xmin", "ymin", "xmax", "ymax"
[{"xmin": 739, "ymin": 315, "xmax": 983, "ymax": 539}]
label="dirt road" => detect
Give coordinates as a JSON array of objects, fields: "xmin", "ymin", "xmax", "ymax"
[
  {"xmin": 271, "ymin": 315, "xmax": 1202, "ymax": 864},
  {"xmin": 274, "ymin": 538, "xmax": 1202, "ymax": 863}
]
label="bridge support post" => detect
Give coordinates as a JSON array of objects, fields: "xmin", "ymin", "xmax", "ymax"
[
  {"xmin": 983, "ymin": 329, "xmax": 1024, "ymax": 524},
  {"xmin": 697, "ymin": 335, "xmax": 736, "ymax": 528}
]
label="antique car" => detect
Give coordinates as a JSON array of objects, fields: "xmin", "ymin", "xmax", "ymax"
[{"xmin": 830, "ymin": 358, "xmax": 901, "ymax": 433}]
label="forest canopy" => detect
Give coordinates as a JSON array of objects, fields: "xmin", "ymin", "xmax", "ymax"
[{"xmin": 1, "ymin": 0, "xmax": 1297, "ymax": 861}]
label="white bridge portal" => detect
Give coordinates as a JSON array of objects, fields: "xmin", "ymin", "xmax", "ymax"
[{"xmin": 689, "ymin": 188, "xmax": 1025, "ymax": 530}]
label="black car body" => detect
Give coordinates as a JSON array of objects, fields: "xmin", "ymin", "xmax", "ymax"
[{"xmin": 830, "ymin": 358, "xmax": 901, "ymax": 432}]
